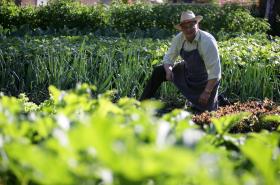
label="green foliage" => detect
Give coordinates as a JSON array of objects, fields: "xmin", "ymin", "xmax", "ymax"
[
  {"xmin": 109, "ymin": 3, "xmax": 155, "ymax": 33},
  {"xmin": 261, "ymin": 115, "xmax": 280, "ymax": 131},
  {"xmin": 0, "ymin": 2, "xmax": 278, "ymax": 184},
  {"xmin": 0, "ymin": 34, "xmax": 279, "ymax": 103},
  {"xmin": 0, "ymin": 1, "xmax": 21, "ymax": 28},
  {"xmin": 0, "ymin": 0, "xmax": 106, "ymax": 32},
  {"xmin": 240, "ymin": 132, "xmax": 279, "ymax": 185},
  {"xmin": 0, "ymin": 35, "xmax": 171, "ymax": 103},
  {"xmin": 219, "ymin": 34, "xmax": 280, "ymax": 101},
  {"xmin": 212, "ymin": 112, "xmax": 251, "ymax": 135},
  {"xmin": 218, "ymin": 5, "xmax": 270, "ymax": 36},
  {"xmin": 36, "ymin": 0, "xmax": 106, "ymax": 30},
  {"xmin": 262, "ymin": 115, "xmax": 280, "ymax": 124},
  {"xmin": 0, "ymin": 2, "xmax": 270, "ymax": 38},
  {"xmin": 0, "ymin": 85, "xmax": 279, "ymax": 184}
]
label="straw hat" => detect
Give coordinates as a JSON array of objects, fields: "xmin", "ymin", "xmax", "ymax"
[{"xmin": 174, "ymin": 11, "xmax": 203, "ymax": 30}]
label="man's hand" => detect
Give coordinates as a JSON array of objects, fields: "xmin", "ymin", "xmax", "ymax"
[
  {"xmin": 163, "ymin": 64, "xmax": 174, "ymax": 81},
  {"xmin": 199, "ymin": 79, "xmax": 218, "ymax": 106},
  {"xmin": 198, "ymin": 90, "xmax": 211, "ymax": 106}
]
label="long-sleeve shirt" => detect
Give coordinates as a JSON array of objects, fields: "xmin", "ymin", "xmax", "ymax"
[{"xmin": 162, "ymin": 30, "xmax": 221, "ymax": 80}]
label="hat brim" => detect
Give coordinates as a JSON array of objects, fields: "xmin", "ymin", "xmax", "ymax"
[{"xmin": 174, "ymin": 16, "xmax": 203, "ymax": 30}]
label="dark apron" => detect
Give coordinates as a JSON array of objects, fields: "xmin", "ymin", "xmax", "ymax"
[{"xmin": 172, "ymin": 39, "xmax": 219, "ymax": 111}]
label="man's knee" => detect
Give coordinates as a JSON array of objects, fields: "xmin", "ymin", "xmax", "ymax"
[
  {"xmin": 153, "ymin": 65, "xmax": 165, "ymax": 77},
  {"xmin": 172, "ymin": 62, "xmax": 184, "ymax": 74}
]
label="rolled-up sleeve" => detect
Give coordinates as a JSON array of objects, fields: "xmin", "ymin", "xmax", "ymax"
[
  {"xmin": 201, "ymin": 37, "xmax": 221, "ymax": 80},
  {"xmin": 162, "ymin": 33, "xmax": 182, "ymax": 65}
]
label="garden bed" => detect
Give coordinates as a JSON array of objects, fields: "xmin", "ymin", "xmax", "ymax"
[{"xmin": 192, "ymin": 99, "xmax": 280, "ymax": 132}]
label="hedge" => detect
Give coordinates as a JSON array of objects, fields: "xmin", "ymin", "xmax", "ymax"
[{"xmin": 0, "ymin": 0, "xmax": 270, "ymax": 38}]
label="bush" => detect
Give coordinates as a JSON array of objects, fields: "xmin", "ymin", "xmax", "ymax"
[
  {"xmin": 35, "ymin": 0, "xmax": 106, "ymax": 30},
  {"xmin": 0, "ymin": 1, "xmax": 21, "ymax": 28},
  {"xmin": 0, "ymin": 1, "xmax": 270, "ymax": 38},
  {"xmin": 103, "ymin": 3, "xmax": 270, "ymax": 38},
  {"xmin": 109, "ymin": 3, "xmax": 155, "ymax": 33},
  {"xmin": 218, "ymin": 5, "xmax": 270, "ymax": 35}
]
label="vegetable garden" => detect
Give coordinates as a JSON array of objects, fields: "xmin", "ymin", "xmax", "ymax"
[{"xmin": 0, "ymin": 1, "xmax": 279, "ymax": 185}]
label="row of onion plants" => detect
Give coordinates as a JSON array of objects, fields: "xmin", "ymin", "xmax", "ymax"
[{"xmin": 0, "ymin": 34, "xmax": 279, "ymax": 103}]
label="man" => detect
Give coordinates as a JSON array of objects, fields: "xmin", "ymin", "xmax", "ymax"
[{"xmin": 140, "ymin": 10, "xmax": 221, "ymax": 112}]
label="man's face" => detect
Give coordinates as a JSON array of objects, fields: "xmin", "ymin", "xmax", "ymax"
[{"xmin": 180, "ymin": 21, "xmax": 198, "ymax": 40}]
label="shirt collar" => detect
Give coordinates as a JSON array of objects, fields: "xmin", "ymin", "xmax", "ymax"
[
  {"xmin": 184, "ymin": 29, "xmax": 200, "ymax": 44},
  {"xmin": 194, "ymin": 30, "xmax": 200, "ymax": 42}
]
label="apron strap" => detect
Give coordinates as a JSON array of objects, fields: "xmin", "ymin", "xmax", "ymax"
[
  {"xmin": 181, "ymin": 40, "xmax": 186, "ymax": 50},
  {"xmin": 196, "ymin": 33, "xmax": 201, "ymax": 49}
]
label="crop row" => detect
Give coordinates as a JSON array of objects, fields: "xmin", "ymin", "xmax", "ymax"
[
  {"xmin": 0, "ymin": 84, "xmax": 279, "ymax": 184},
  {"xmin": 0, "ymin": 34, "xmax": 279, "ymax": 103}
]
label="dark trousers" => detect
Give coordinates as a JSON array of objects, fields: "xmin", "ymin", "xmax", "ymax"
[
  {"xmin": 140, "ymin": 65, "xmax": 229, "ymax": 111},
  {"xmin": 140, "ymin": 65, "xmax": 167, "ymax": 101}
]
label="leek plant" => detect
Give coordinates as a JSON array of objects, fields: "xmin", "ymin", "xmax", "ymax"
[{"xmin": 0, "ymin": 34, "xmax": 279, "ymax": 103}]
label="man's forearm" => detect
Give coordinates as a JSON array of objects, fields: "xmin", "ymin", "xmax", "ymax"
[
  {"xmin": 204, "ymin": 78, "xmax": 218, "ymax": 93},
  {"xmin": 163, "ymin": 63, "xmax": 173, "ymax": 72}
]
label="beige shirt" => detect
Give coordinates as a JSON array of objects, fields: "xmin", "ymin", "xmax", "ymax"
[{"xmin": 162, "ymin": 30, "xmax": 221, "ymax": 80}]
